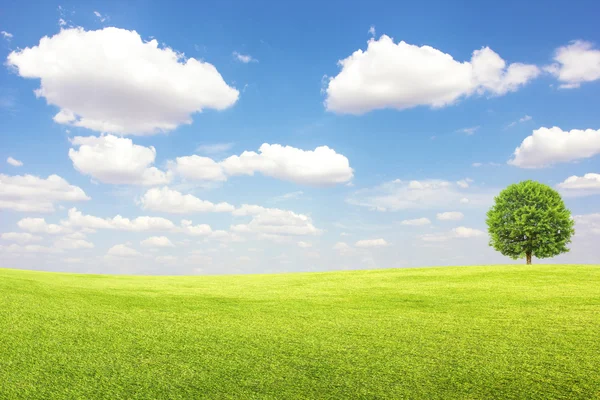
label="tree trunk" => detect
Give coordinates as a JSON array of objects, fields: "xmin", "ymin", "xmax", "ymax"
[{"xmin": 526, "ymin": 252, "xmax": 532, "ymax": 265}]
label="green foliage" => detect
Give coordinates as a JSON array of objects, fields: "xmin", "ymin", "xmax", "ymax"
[
  {"xmin": 1, "ymin": 265, "xmax": 599, "ymax": 399},
  {"xmin": 486, "ymin": 180, "xmax": 575, "ymax": 263}
]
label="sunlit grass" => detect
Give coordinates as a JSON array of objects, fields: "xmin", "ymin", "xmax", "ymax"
[{"xmin": 1, "ymin": 265, "xmax": 599, "ymax": 399}]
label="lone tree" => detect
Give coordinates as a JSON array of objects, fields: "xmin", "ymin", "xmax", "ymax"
[{"xmin": 486, "ymin": 180, "xmax": 575, "ymax": 265}]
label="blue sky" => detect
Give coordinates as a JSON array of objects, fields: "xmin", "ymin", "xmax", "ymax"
[{"xmin": 1, "ymin": 0, "xmax": 599, "ymax": 274}]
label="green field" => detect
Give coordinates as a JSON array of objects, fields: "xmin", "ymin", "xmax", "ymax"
[{"xmin": 1, "ymin": 265, "xmax": 599, "ymax": 399}]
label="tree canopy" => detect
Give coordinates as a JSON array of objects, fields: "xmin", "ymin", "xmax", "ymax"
[{"xmin": 486, "ymin": 180, "xmax": 575, "ymax": 264}]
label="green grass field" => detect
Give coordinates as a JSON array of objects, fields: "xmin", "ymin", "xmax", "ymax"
[{"xmin": 1, "ymin": 265, "xmax": 599, "ymax": 399}]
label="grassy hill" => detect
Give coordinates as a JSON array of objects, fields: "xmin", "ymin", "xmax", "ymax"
[{"xmin": 1, "ymin": 265, "xmax": 599, "ymax": 399}]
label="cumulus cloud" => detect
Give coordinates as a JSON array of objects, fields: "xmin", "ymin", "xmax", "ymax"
[
  {"xmin": 231, "ymin": 205, "xmax": 321, "ymax": 236},
  {"xmin": 69, "ymin": 135, "xmax": 171, "ymax": 185},
  {"xmin": 6, "ymin": 157, "xmax": 23, "ymax": 167},
  {"xmin": 7, "ymin": 27, "xmax": 239, "ymax": 135},
  {"xmin": 63, "ymin": 208, "xmax": 176, "ymax": 232},
  {"xmin": 324, "ymin": 35, "xmax": 540, "ymax": 114},
  {"xmin": 220, "ymin": 144, "xmax": 353, "ymax": 186},
  {"xmin": 333, "ymin": 242, "xmax": 352, "ymax": 254},
  {"xmin": 66, "ymin": 140, "xmax": 158, "ymax": 184},
  {"xmin": 141, "ymin": 236, "xmax": 174, "ymax": 248},
  {"xmin": 167, "ymin": 155, "xmax": 227, "ymax": 182},
  {"xmin": 54, "ymin": 238, "xmax": 95, "ymax": 249},
  {"xmin": 437, "ymin": 211, "xmax": 464, "ymax": 221},
  {"xmin": 348, "ymin": 179, "xmax": 494, "ymax": 211},
  {"xmin": 0, "ymin": 174, "xmax": 89, "ymax": 212},
  {"xmin": 400, "ymin": 218, "xmax": 431, "ymax": 226},
  {"xmin": 545, "ymin": 41, "xmax": 600, "ymax": 89},
  {"xmin": 167, "ymin": 143, "xmax": 353, "ymax": 186},
  {"xmin": 140, "ymin": 187, "xmax": 235, "ymax": 214},
  {"xmin": 508, "ymin": 127, "xmax": 600, "ymax": 168},
  {"xmin": 557, "ymin": 173, "xmax": 600, "ymax": 196},
  {"xmin": 17, "ymin": 218, "xmax": 68, "ymax": 234},
  {"xmin": 420, "ymin": 226, "xmax": 485, "ymax": 242},
  {"xmin": 180, "ymin": 220, "xmax": 213, "ymax": 236},
  {"xmin": 355, "ymin": 238, "xmax": 389, "ymax": 248},
  {"xmin": 107, "ymin": 244, "xmax": 141, "ymax": 257},
  {"xmin": 0, "ymin": 232, "xmax": 43, "ymax": 243}
]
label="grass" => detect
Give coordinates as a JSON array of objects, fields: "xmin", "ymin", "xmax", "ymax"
[{"xmin": 0, "ymin": 265, "xmax": 599, "ymax": 399}]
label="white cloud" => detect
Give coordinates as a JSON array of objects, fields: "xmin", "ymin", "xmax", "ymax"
[
  {"xmin": 69, "ymin": 135, "xmax": 171, "ymax": 185},
  {"xmin": 457, "ymin": 126, "xmax": 480, "ymax": 135},
  {"xmin": 180, "ymin": 220, "xmax": 213, "ymax": 236},
  {"xmin": 333, "ymin": 242, "xmax": 352, "ymax": 253},
  {"xmin": 93, "ymin": 11, "xmax": 107, "ymax": 22},
  {"xmin": 0, "ymin": 174, "xmax": 89, "ymax": 212},
  {"xmin": 436, "ymin": 211, "xmax": 464, "ymax": 221},
  {"xmin": 232, "ymin": 205, "xmax": 321, "ymax": 236},
  {"xmin": 221, "ymin": 143, "xmax": 353, "ymax": 186},
  {"xmin": 421, "ymin": 226, "xmax": 485, "ymax": 242},
  {"xmin": 1, "ymin": 31, "xmax": 12, "ymax": 40},
  {"xmin": 272, "ymin": 191, "xmax": 304, "ymax": 202},
  {"xmin": 141, "ymin": 236, "xmax": 174, "ymax": 248},
  {"xmin": 167, "ymin": 155, "xmax": 227, "ymax": 182},
  {"xmin": 456, "ymin": 178, "xmax": 473, "ymax": 189},
  {"xmin": 0, "ymin": 232, "xmax": 43, "ymax": 243},
  {"xmin": 368, "ymin": 26, "xmax": 376, "ymax": 36},
  {"xmin": 472, "ymin": 163, "xmax": 483, "ymax": 167},
  {"xmin": 557, "ymin": 173, "xmax": 600, "ymax": 196},
  {"xmin": 6, "ymin": 157, "xmax": 23, "ymax": 167},
  {"xmin": 348, "ymin": 179, "xmax": 494, "ymax": 211},
  {"xmin": 355, "ymin": 238, "xmax": 389, "ymax": 248},
  {"xmin": 237, "ymin": 256, "xmax": 251, "ymax": 262},
  {"xmin": 297, "ymin": 241, "xmax": 312, "ymax": 248},
  {"xmin": 545, "ymin": 41, "xmax": 600, "ymax": 89},
  {"xmin": 140, "ymin": 187, "xmax": 235, "ymax": 214},
  {"xmin": 0, "ymin": 244, "xmax": 63, "ymax": 254},
  {"xmin": 7, "ymin": 27, "xmax": 239, "ymax": 135},
  {"xmin": 233, "ymin": 51, "xmax": 257, "ymax": 63},
  {"xmin": 63, "ymin": 208, "xmax": 176, "ymax": 232},
  {"xmin": 507, "ymin": 115, "xmax": 532, "ymax": 128},
  {"xmin": 107, "ymin": 244, "xmax": 140, "ymax": 257},
  {"xmin": 196, "ymin": 143, "xmax": 234, "ymax": 155},
  {"xmin": 400, "ymin": 218, "xmax": 431, "ymax": 226},
  {"xmin": 168, "ymin": 144, "xmax": 352, "ymax": 186},
  {"xmin": 508, "ymin": 127, "xmax": 600, "ymax": 168},
  {"xmin": 58, "ymin": 18, "xmax": 67, "ymax": 27},
  {"xmin": 54, "ymin": 238, "xmax": 94, "ymax": 249},
  {"xmin": 574, "ymin": 214, "xmax": 600, "ymax": 236},
  {"xmin": 17, "ymin": 218, "xmax": 68, "ymax": 234},
  {"xmin": 324, "ymin": 35, "xmax": 540, "ymax": 114}
]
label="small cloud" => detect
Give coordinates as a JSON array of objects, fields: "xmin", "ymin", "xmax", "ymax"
[
  {"xmin": 297, "ymin": 241, "xmax": 312, "ymax": 248},
  {"xmin": 272, "ymin": 191, "xmax": 304, "ymax": 203},
  {"xmin": 507, "ymin": 114, "xmax": 532, "ymax": 128},
  {"xmin": 457, "ymin": 126, "xmax": 480, "ymax": 135},
  {"xmin": 1, "ymin": 31, "xmax": 13, "ymax": 40},
  {"xmin": 6, "ymin": 157, "xmax": 23, "ymax": 167},
  {"xmin": 233, "ymin": 51, "xmax": 258, "ymax": 63},
  {"xmin": 196, "ymin": 142, "xmax": 235, "ymax": 155},
  {"xmin": 368, "ymin": 26, "xmax": 376, "ymax": 36},
  {"xmin": 400, "ymin": 218, "xmax": 431, "ymax": 226},
  {"xmin": 472, "ymin": 162, "xmax": 483, "ymax": 167},
  {"xmin": 93, "ymin": 11, "xmax": 107, "ymax": 23},
  {"xmin": 355, "ymin": 238, "xmax": 389, "ymax": 248},
  {"xmin": 58, "ymin": 18, "xmax": 67, "ymax": 26}
]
